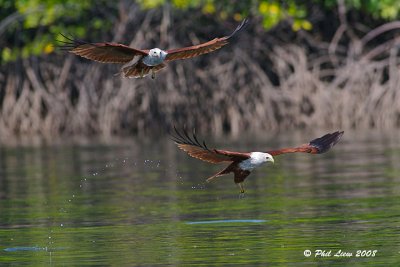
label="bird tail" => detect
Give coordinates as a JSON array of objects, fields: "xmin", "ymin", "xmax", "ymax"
[
  {"xmin": 206, "ymin": 165, "xmax": 232, "ymax": 182},
  {"xmin": 122, "ymin": 62, "xmax": 166, "ymax": 78}
]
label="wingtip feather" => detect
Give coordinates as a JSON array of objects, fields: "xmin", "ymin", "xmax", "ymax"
[
  {"xmin": 311, "ymin": 130, "xmax": 344, "ymax": 154},
  {"xmin": 226, "ymin": 17, "xmax": 249, "ymax": 39},
  {"xmin": 55, "ymin": 33, "xmax": 89, "ymax": 51}
]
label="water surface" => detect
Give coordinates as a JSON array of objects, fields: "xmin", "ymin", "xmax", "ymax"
[{"xmin": 1, "ymin": 131, "xmax": 400, "ymax": 266}]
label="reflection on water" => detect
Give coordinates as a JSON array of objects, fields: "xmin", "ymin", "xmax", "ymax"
[{"xmin": 0, "ymin": 131, "xmax": 400, "ymax": 265}]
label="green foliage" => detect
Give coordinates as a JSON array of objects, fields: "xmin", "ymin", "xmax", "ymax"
[
  {"xmin": 356, "ymin": 0, "xmax": 400, "ymax": 19},
  {"xmin": 0, "ymin": 0, "xmax": 115, "ymax": 64},
  {"xmin": 14, "ymin": 0, "xmax": 91, "ymax": 29},
  {"xmin": 138, "ymin": 0, "xmax": 310, "ymax": 29},
  {"xmin": 322, "ymin": 0, "xmax": 400, "ymax": 19},
  {"xmin": 258, "ymin": 1, "xmax": 311, "ymax": 31}
]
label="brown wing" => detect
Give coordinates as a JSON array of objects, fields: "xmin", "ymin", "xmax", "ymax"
[
  {"xmin": 267, "ymin": 131, "xmax": 344, "ymax": 156},
  {"xmin": 58, "ymin": 34, "xmax": 148, "ymax": 63},
  {"xmin": 165, "ymin": 18, "xmax": 248, "ymax": 61},
  {"xmin": 171, "ymin": 127, "xmax": 250, "ymax": 164}
]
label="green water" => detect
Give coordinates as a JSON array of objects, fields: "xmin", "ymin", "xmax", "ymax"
[{"xmin": 1, "ymin": 131, "xmax": 400, "ymax": 266}]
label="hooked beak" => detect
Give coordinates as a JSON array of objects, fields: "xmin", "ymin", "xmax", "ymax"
[{"xmin": 269, "ymin": 157, "xmax": 275, "ymax": 164}]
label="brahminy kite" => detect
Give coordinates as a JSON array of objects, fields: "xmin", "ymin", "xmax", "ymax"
[
  {"xmin": 60, "ymin": 19, "xmax": 248, "ymax": 79},
  {"xmin": 172, "ymin": 128, "xmax": 344, "ymax": 193}
]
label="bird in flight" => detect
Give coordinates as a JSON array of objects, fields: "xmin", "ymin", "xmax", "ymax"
[
  {"xmin": 172, "ymin": 128, "xmax": 344, "ymax": 194},
  {"xmin": 59, "ymin": 19, "xmax": 248, "ymax": 79}
]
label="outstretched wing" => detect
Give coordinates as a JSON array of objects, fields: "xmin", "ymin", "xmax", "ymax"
[
  {"xmin": 267, "ymin": 131, "xmax": 344, "ymax": 156},
  {"xmin": 171, "ymin": 127, "xmax": 250, "ymax": 164},
  {"xmin": 165, "ymin": 18, "xmax": 248, "ymax": 61},
  {"xmin": 58, "ymin": 34, "xmax": 148, "ymax": 63}
]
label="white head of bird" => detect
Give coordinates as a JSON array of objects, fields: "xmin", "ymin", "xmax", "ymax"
[
  {"xmin": 143, "ymin": 48, "xmax": 167, "ymax": 66},
  {"xmin": 239, "ymin": 152, "xmax": 274, "ymax": 171}
]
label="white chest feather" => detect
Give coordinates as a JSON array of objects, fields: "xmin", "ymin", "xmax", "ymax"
[
  {"xmin": 238, "ymin": 158, "xmax": 257, "ymax": 171},
  {"xmin": 238, "ymin": 152, "xmax": 269, "ymax": 171},
  {"xmin": 142, "ymin": 49, "xmax": 167, "ymax": 66},
  {"xmin": 142, "ymin": 55, "xmax": 165, "ymax": 66}
]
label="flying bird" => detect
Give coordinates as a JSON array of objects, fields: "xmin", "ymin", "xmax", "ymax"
[
  {"xmin": 59, "ymin": 19, "xmax": 248, "ymax": 79},
  {"xmin": 171, "ymin": 128, "xmax": 344, "ymax": 194}
]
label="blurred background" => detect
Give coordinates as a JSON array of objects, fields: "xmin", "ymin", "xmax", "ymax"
[
  {"xmin": 1, "ymin": 0, "xmax": 400, "ymax": 141},
  {"xmin": 2, "ymin": 1, "xmax": 400, "ymax": 265}
]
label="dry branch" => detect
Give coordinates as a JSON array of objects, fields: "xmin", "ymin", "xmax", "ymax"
[{"xmin": 1, "ymin": 9, "xmax": 400, "ymax": 141}]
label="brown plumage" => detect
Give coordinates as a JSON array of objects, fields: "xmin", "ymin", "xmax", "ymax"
[
  {"xmin": 59, "ymin": 19, "xmax": 248, "ymax": 79},
  {"xmin": 172, "ymin": 128, "xmax": 344, "ymax": 193},
  {"xmin": 60, "ymin": 41, "xmax": 149, "ymax": 63}
]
